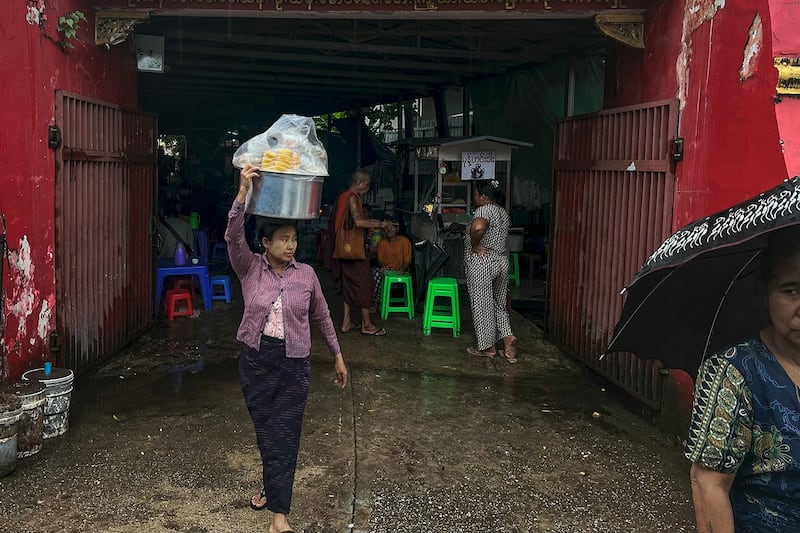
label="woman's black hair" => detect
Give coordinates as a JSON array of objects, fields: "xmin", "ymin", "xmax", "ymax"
[
  {"xmin": 474, "ymin": 179, "xmax": 504, "ymax": 204},
  {"xmin": 761, "ymin": 225, "xmax": 800, "ymax": 285},
  {"xmin": 250, "ymin": 216, "xmax": 297, "ymax": 251}
]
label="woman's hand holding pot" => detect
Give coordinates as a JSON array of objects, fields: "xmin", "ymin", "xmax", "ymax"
[{"xmin": 236, "ymin": 164, "xmax": 259, "ymax": 203}]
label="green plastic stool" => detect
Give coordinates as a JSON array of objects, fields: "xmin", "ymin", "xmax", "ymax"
[
  {"xmin": 422, "ymin": 277, "xmax": 460, "ymax": 337},
  {"xmin": 380, "ymin": 272, "xmax": 414, "ymax": 320},
  {"xmin": 508, "ymin": 252, "xmax": 520, "ymax": 286}
]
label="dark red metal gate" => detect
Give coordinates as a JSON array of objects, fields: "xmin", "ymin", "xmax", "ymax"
[
  {"xmin": 548, "ymin": 99, "xmax": 678, "ymax": 408},
  {"xmin": 53, "ymin": 91, "xmax": 157, "ymax": 374}
]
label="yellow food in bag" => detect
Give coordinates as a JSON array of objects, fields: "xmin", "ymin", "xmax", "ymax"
[{"xmin": 261, "ymin": 148, "xmax": 301, "ymax": 172}]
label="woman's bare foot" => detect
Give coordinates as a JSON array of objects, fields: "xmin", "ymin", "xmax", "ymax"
[
  {"xmin": 341, "ymin": 322, "xmax": 361, "ymax": 333},
  {"xmin": 269, "ymin": 513, "xmax": 292, "ymax": 533},
  {"xmin": 502, "ymin": 335, "xmax": 518, "ymax": 363}
]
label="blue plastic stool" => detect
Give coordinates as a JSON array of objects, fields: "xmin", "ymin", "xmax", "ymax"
[
  {"xmin": 211, "ymin": 242, "xmax": 229, "ymax": 263},
  {"xmin": 210, "ymin": 275, "xmax": 232, "ymax": 303}
]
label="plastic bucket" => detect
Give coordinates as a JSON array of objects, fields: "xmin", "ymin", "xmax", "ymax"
[
  {"xmin": 246, "ymin": 172, "xmax": 324, "ymax": 219},
  {"xmin": 0, "ymin": 393, "xmax": 23, "ymax": 477},
  {"xmin": 22, "ymin": 368, "xmax": 74, "ymax": 439},
  {"xmin": 1, "ymin": 381, "xmax": 46, "ymax": 457}
]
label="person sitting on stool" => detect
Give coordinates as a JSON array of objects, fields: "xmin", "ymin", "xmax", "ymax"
[{"xmin": 372, "ymin": 222, "xmax": 412, "ymax": 310}]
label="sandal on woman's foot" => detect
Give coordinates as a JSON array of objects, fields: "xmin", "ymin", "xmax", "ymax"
[
  {"xmin": 498, "ymin": 349, "xmax": 518, "ymax": 364},
  {"xmin": 467, "ymin": 346, "xmax": 496, "ymax": 357},
  {"xmin": 250, "ymin": 489, "xmax": 267, "ymax": 511}
]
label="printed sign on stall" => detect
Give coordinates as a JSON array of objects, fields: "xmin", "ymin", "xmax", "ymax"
[{"xmin": 461, "ymin": 151, "xmax": 496, "ymax": 181}]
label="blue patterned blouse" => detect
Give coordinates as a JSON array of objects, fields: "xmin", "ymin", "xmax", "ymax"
[{"xmin": 685, "ymin": 336, "xmax": 800, "ymax": 531}]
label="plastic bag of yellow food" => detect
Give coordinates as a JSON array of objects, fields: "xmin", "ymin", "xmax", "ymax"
[{"xmin": 232, "ymin": 114, "xmax": 328, "ymax": 176}]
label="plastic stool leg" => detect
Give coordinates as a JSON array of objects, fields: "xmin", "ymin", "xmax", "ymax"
[{"xmin": 508, "ymin": 253, "xmax": 520, "ymax": 287}]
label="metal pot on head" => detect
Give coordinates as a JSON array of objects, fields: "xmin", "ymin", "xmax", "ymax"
[{"xmin": 246, "ymin": 172, "xmax": 325, "ymax": 220}]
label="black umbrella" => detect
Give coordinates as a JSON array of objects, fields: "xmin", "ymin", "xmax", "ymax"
[
  {"xmin": 413, "ymin": 240, "xmax": 449, "ymax": 304},
  {"xmin": 605, "ymin": 176, "xmax": 800, "ymax": 378}
]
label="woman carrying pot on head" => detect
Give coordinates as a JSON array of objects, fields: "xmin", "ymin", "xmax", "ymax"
[
  {"xmin": 686, "ymin": 225, "xmax": 800, "ymax": 532},
  {"xmin": 464, "ymin": 179, "xmax": 518, "ymax": 363},
  {"xmin": 226, "ymin": 164, "xmax": 348, "ymax": 533},
  {"xmin": 327, "ymin": 169, "xmax": 395, "ymax": 336}
]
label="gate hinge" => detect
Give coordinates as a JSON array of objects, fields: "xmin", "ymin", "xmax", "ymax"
[
  {"xmin": 48, "ymin": 125, "xmax": 62, "ymax": 149},
  {"xmin": 671, "ymin": 138, "xmax": 684, "ymax": 162},
  {"xmin": 49, "ymin": 331, "xmax": 60, "ymax": 353}
]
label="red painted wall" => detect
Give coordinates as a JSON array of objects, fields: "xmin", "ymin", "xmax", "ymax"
[
  {"xmin": 0, "ymin": 1, "xmax": 138, "ymax": 382},
  {"xmin": 610, "ymin": 0, "xmax": 789, "ymax": 229},
  {"xmin": 606, "ymin": 0, "xmax": 798, "ymax": 433},
  {"xmin": 671, "ymin": 1, "xmax": 787, "ymax": 229}
]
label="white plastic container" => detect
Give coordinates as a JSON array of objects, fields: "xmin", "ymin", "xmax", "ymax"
[
  {"xmin": 22, "ymin": 368, "xmax": 74, "ymax": 438},
  {"xmin": 1, "ymin": 381, "xmax": 46, "ymax": 457},
  {"xmin": 0, "ymin": 393, "xmax": 22, "ymax": 477}
]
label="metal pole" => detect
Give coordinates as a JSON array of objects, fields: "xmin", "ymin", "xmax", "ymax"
[
  {"xmin": 462, "ymin": 85, "xmax": 470, "ymax": 136},
  {"xmin": 356, "ymin": 112, "xmax": 362, "ymax": 169}
]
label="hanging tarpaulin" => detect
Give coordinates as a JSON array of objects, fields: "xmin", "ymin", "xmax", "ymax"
[{"xmin": 461, "ymin": 151, "xmax": 496, "ymax": 180}]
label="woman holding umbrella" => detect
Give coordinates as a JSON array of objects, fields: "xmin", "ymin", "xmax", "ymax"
[{"xmin": 686, "ymin": 226, "xmax": 800, "ymax": 532}]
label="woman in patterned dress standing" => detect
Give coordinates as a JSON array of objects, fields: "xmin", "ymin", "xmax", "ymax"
[{"xmin": 464, "ymin": 179, "xmax": 518, "ymax": 363}]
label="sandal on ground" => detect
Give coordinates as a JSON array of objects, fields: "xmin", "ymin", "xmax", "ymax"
[
  {"xmin": 498, "ymin": 349, "xmax": 518, "ymax": 364},
  {"xmin": 250, "ymin": 489, "xmax": 267, "ymax": 511},
  {"xmin": 467, "ymin": 346, "xmax": 496, "ymax": 358},
  {"xmin": 341, "ymin": 322, "xmax": 361, "ymax": 333},
  {"xmin": 361, "ymin": 327, "xmax": 387, "ymax": 336}
]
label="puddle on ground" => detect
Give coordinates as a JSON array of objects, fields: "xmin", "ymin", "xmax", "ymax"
[{"xmin": 70, "ymin": 358, "xmax": 242, "ymax": 425}]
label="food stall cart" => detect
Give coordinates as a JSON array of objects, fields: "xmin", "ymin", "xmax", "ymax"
[{"xmin": 403, "ymin": 135, "xmax": 532, "ymax": 281}]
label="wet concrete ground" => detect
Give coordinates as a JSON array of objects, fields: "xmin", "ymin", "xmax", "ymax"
[{"xmin": 0, "ymin": 265, "xmax": 696, "ymax": 532}]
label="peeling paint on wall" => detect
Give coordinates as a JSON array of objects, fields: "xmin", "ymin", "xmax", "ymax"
[
  {"xmin": 25, "ymin": 0, "xmax": 46, "ymax": 26},
  {"xmin": 7, "ymin": 236, "xmax": 36, "ymax": 316},
  {"xmin": 6, "ymin": 236, "xmax": 40, "ymax": 344},
  {"xmin": 740, "ymin": 13, "xmax": 763, "ymax": 81},
  {"xmin": 37, "ymin": 294, "xmax": 54, "ymax": 341},
  {"xmin": 677, "ymin": 0, "xmax": 727, "ymax": 111}
]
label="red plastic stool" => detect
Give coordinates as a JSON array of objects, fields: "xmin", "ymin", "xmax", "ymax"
[
  {"xmin": 165, "ymin": 288, "xmax": 193, "ymax": 320},
  {"xmin": 171, "ymin": 277, "xmax": 196, "ymax": 299}
]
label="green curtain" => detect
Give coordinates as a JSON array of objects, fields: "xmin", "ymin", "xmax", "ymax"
[{"xmin": 469, "ymin": 54, "xmax": 604, "ymax": 198}]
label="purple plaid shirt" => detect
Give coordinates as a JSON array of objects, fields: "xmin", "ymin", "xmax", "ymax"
[{"xmin": 225, "ymin": 200, "xmax": 341, "ymax": 358}]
